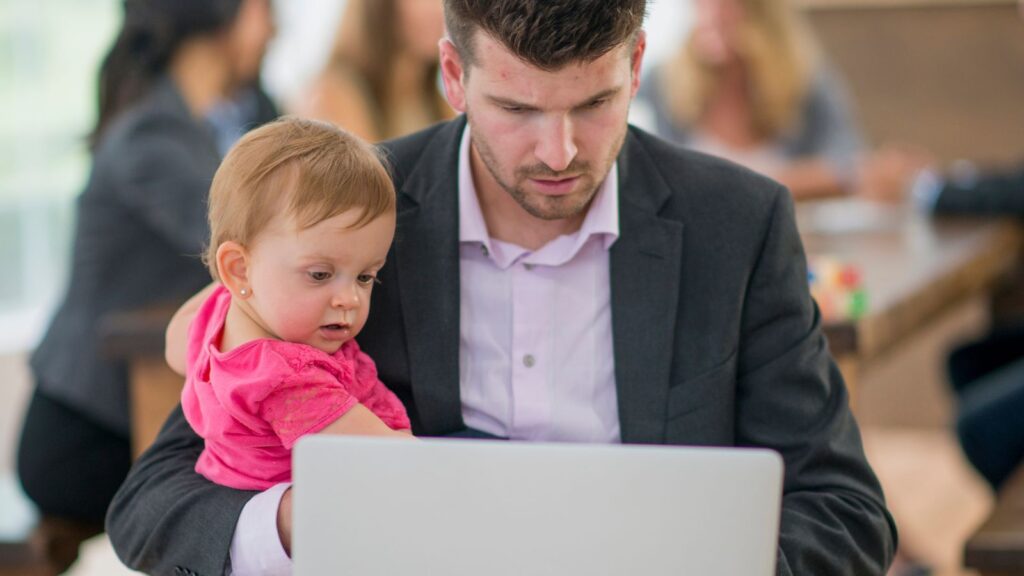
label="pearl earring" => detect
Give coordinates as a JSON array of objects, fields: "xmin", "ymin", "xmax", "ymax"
[{"xmin": 240, "ymin": 288, "xmax": 249, "ymax": 296}]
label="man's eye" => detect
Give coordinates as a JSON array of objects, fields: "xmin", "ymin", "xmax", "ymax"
[
  {"xmin": 586, "ymin": 98, "xmax": 607, "ymax": 109},
  {"xmin": 357, "ymin": 274, "xmax": 380, "ymax": 286},
  {"xmin": 308, "ymin": 271, "xmax": 331, "ymax": 282},
  {"xmin": 502, "ymin": 105, "xmax": 526, "ymax": 114}
]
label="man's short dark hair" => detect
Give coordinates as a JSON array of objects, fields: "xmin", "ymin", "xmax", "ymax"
[{"xmin": 444, "ymin": 0, "xmax": 647, "ymax": 71}]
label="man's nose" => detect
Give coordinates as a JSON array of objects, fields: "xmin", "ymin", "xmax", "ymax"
[{"xmin": 534, "ymin": 114, "xmax": 578, "ymax": 173}]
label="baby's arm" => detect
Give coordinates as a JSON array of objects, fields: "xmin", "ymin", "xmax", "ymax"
[
  {"xmin": 166, "ymin": 282, "xmax": 217, "ymax": 375},
  {"xmin": 319, "ymin": 403, "xmax": 413, "ymax": 438}
]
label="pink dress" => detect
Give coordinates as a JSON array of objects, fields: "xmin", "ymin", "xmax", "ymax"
[{"xmin": 181, "ymin": 285, "xmax": 411, "ymax": 490}]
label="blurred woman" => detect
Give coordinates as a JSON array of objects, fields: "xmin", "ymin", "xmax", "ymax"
[
  {"xmin": 296, "ymin": 0, "xmax": 453, "ymax": 141},
  {"xmin": 638, "ymin": 0, "xmax": 862, "ymax": 199},
  {"xmin": 17, "ymin": 0, "xmax": 275, "ymax": 528}
]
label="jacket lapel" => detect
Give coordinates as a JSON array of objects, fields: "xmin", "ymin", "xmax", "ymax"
[
  {"xmin": 611, "ymin": 131, "xmax": 685, "ymax": 444},
  {"xmin": 393, "ymin": 119, "xmax": 466, "ymax": 434}
]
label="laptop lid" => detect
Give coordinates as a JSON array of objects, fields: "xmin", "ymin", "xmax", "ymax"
[{"xmin": 293, "ymin": 437, "xmax": 783, "ymax": 576}]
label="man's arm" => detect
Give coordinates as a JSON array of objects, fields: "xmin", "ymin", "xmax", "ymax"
[
  {"xmin": 934, "ymin": 166, "xmax": 1024, "ymax": 217},
  {"xmin": 737, "ymin": 187, "xmax": 897, "ymax": 576},
  {"xmin": 106, "ymin": 406, "xmax": 255, "ymax": 576}
]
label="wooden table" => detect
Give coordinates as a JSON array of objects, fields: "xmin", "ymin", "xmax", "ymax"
[
  {"xmin": 799, "ymin": 199, "xmax": 1023, "ymax": 392},
  {"xmin": 965, "ymin": 465, "xmax": 1024, "ymax": 575}
]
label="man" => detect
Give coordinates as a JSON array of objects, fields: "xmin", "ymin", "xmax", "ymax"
[{"xmin": 107, "ymin": 1, "xmax": 896, "ymax": 574}]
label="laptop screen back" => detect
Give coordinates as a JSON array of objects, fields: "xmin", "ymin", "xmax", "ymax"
[{"xmin": 293, "ymin": 437, "xmax": 782, "ymax": 576}]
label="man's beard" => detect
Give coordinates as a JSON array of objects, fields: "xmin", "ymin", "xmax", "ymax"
[{"xmin": 468, "ymin": 116, "xmax": 625, "ymax": 221}]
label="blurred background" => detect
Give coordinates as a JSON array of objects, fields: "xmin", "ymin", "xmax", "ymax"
[{"xmin": 1, "ymin": 0, "xmax": 1023, "ymax": 575}]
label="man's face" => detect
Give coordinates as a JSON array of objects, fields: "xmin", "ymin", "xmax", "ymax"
[{"xmin": 439, "ymin": 30, "xmax": 646, "ymax": 223}]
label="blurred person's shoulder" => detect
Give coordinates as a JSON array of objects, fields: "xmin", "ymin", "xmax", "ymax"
[{"xmin": 94, "ymin": 76, "xmax": 208, "ymax": 164}]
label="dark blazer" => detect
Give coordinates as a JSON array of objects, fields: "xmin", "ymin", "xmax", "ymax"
[
  {"xmin": 935, "ymin": 165, "xmax": 1024, "ymax": 217},
  {"xmin": 107, "ymin": 117, "xmax": 896, "ymax": 576}
]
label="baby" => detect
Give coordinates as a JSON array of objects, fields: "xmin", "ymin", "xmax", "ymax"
[{"xmin": 181, "ymin": 117, "xmax": 410, "ymax": 490}]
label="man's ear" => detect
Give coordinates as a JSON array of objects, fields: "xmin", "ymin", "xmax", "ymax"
[
  {"xmin": 629, "ymin": 30, "xmax": 647, "ymax": 98},
  {"xmin": 216, "ymin": 241, "xmax": 251, "ymax": 298},
  {"xmin": 439, "ymin": 38, "xmax": 468, "ymax": 113}
]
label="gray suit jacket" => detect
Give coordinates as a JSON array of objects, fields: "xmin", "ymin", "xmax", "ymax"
[
  {"xmin": 107, "ymin": 117, "xmax": 896, "ymax": 576},
  {"xmin": 31, "ymin": 77, "xmax": 221, "ymax": 433}
]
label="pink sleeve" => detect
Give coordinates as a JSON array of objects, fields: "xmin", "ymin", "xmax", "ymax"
[
  {"xmin": 256, "ymin": 363, "xmax": 360, "ymax": 449},
  {"xmin": 362, "ymin": 385, "xmax": 412, "ymax": 431}
]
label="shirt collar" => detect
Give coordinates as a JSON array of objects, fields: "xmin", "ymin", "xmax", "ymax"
[{"xmin": 457, "ymin": 125, "xmax": 620, "ymax": 260}]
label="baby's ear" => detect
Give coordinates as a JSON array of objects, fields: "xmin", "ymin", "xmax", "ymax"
[{"xmin": 216, "ymin": 241, "xmax": 251, "ymax": 299}]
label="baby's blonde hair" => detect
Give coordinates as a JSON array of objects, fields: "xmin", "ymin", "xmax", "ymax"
[{"xmin": 205, "ymin": 117, "xmax": 395, "ymax": 281}]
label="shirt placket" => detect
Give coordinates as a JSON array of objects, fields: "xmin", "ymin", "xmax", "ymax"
[{"xmin": 509, "ymin": 260, "xmax": 550, "ymax": 439}]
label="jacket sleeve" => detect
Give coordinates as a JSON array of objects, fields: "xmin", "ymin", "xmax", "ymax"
[
  {"xmin": 107, "ymin": 406, "xmax": 253, "ymax": 576},
  {"xmin": 736, "ymin": 186, "xmax": 897, "ymax": 575},
  {"xmin": 934, "ymin": 166, "xmax": 1024, "ymax": 217}
]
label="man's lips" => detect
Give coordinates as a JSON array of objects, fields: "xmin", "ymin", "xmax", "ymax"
[{"xmin": 530, "ymin": 175, "xmax": 580, "ymax": 195}]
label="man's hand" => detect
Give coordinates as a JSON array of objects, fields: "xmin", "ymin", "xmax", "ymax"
[{"xmin": 277, "ymin": 487, "xmax": 293, "ymax": 557}]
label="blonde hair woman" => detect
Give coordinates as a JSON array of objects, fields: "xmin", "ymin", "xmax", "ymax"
[
  {"xmin": 639, "ymin": 0, "xmax": 863, "ymax": 199},
  {"xmin": 296, "ymin": 0, "xmax": 454, "ymax": 141}
]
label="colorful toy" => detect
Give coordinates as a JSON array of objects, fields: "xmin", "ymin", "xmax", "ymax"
[{"xmin": 807, "ymin": 255, "xmax": 868, "ymax": 321}]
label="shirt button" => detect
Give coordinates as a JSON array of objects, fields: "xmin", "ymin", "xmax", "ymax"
[
  {"xmin": 480, "ymin": 244, "xmax": 489, "ymax": 257},
  {"xmin": 523, "ymin": 263, "xmax": 534, "ymax": 271},
  {"xmin": 523, "ymin": 354, "xmax": 536, "ymax": 368}
]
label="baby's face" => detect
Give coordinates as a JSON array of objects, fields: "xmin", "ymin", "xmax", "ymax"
[{"xmin": 244, "ymin": 209, "xmax": 396, "ymax": 354}]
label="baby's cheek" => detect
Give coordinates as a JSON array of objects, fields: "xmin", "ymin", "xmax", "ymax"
[{"xmin": 273, "ymin": 309, "xmax": 321, "ymax": 340}]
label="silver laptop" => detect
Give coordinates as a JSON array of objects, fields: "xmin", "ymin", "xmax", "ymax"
[{"xmin": 293, "ymin": 437, "xmax": 783, "ymax": 576}]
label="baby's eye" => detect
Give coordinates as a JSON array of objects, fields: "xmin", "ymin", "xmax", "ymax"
[
  {"xmin": 357, "ymin": 274, "xmax": 380, "ymax": 287},
  {"xmin": 308, "ymin": 270, "xmax": 332, "ymax": 282}
]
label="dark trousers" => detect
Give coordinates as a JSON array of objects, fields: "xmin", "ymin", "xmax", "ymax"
[
  {"xmin": 948, "ymin": 324, "xmax": 1024, "ymax": 490},
  {"xmin": 16, "ymin": 388, "xmax": 132, "ymax": 524},
  {"xmin": 948, "ymin": 324, "xmax": 1024, "ymax": 393}
]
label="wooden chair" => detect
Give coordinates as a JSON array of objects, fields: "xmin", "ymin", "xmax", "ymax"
[
  {"xmin": 965, "ymin": 464, "xmax": 1024, "ymax": 575},
  {"xmin": 0, "ymin": 476, "xmax": 102, "ymax": 576}
]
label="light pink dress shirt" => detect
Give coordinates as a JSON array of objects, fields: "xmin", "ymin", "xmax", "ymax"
[{"xmin": 228, "ymin": 126, "xmax": 622, "ymax": 574}]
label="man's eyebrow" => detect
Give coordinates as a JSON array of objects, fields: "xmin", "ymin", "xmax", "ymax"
[
  {"xmin": 485, "ymin": 94, "xmax": 539, "ymax": 110},
  {"xmin": 574, "ymin": 88, "xmax": 622, "ymax": 106},
  {"xmin": 485, "ymin": 87, "xmax": 623, "ymax": 111}
]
